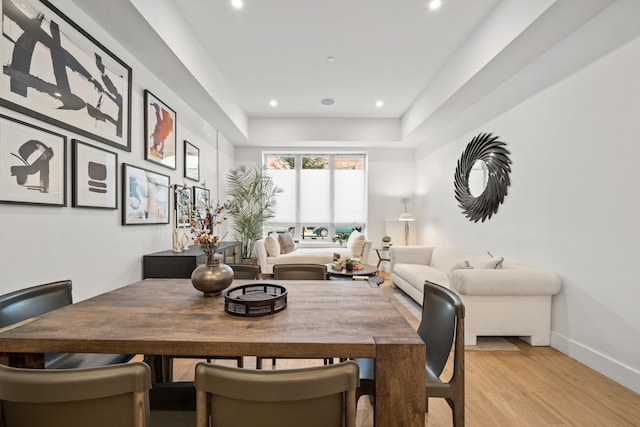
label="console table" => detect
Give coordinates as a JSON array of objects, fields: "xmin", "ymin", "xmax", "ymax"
[{"xmin": 142, "ymin": 242, "xmax": 242, "ymax": 279}]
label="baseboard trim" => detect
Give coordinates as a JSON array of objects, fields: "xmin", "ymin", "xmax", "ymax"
[{"xmin": 551, "ymin": 331, "xmax": 640, "ymax": 394}]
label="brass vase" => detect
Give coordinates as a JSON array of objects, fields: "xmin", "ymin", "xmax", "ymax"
[{"xmin": 191, "ymin": 259, "xmax": 234, "ymax": 297}]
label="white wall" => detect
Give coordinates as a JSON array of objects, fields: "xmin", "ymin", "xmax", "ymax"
[
  {"xmin": 414, "ymin": 34, "xmax": 639, "ymax": 392},
  {"xmin": 0, "ymin": 0, "xmax": 227, "ymax": 301}
]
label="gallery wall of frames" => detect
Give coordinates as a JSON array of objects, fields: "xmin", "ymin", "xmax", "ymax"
[{"xmin": 0, "ymin": 0, "xmax": 209, "ymax": 230}]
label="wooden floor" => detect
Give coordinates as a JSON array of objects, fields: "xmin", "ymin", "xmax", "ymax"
[{"xmin": 170, "ymin": 274, "xmax": 640, "ymax": 426}]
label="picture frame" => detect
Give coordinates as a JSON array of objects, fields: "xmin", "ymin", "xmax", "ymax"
[
  {"xmin": 144, "ymin": 90, "xmax": 176, "ymax": 170},
  {"xmin": 72, "ymin": 139, "xmax": 117, "ymax": 209},
  {"xmin": 174, "ymin": 184, "xmax": 192, "ymax": 227},
  {"xmin": 184, "ymin": 140, "xmax": 199, "ymax": 181},
  {"xmin": 122, "ymin": 163, "xmax": 170, "ymax": 225},
  {"xmin": 0, "ymin": 113, "xmax": 66, "ymax": 206},
  {"xmin": 0, "ymin": 0, "xmax": 132, "ymax": 151},
  {"xmin": 193, "ymin": 185, "xmax": 211, "ymax": 220}
]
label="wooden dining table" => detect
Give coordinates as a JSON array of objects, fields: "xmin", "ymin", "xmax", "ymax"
[{"xmin": 0, "ymin": 279, "xmax": 425, "ymax": 426}]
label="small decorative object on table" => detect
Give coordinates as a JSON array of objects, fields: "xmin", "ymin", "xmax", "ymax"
[
  {"xmin": 187, "ymin": 187, "xmax": 233, "ymax": 297},
  {"xmin": 224, "ymin": 283, "xmax": 287, "ymax": 317},
  {"xmin": 331, "ymin": 258, "xmax": 363, "ymax": 272},
  {"xmin": 382, "ymin": 235, "xmax": 392, "ymax": 250}
]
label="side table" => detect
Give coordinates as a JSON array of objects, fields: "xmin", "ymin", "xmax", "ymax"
[{"xmin": 374, "ymin": 247, "xmax": 391, "ymax": 269}]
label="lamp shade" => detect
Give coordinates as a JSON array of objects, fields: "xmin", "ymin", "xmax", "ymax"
[{"xmin": 398, "ymin": 212, "xmax": 415, "ymax": 221}]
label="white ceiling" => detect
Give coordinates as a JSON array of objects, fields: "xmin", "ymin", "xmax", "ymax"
[
  {"xmin": 69, "ymin": 0, "xmax": 617, "ymax": 147},
  {"xmin": 176, "ymin": 0, "xmax": 499, "ymax": 119}
]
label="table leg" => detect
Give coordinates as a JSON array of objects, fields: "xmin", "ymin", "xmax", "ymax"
[
  {"xmin": 374, "ymin": 338, "xmax": 425, "ymax": 427},
  {"xmin": 0, "ymin": 352, "xmax": 45, "ymax": 368}
]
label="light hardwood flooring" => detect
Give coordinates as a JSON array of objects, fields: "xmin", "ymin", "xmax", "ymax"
[{"xmin": 169, "ymin": 274, "xmax": 640, "ymax": 426}]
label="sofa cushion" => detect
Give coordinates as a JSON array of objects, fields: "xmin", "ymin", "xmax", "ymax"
[
  {"xmin": 347, "ymin": 230, "xmax": 366, "ymax": 257},
  {"xmin": 450, "ymin": 268, "xmax": 562, "ymax": 296},
  {"xmin": 278, "ymin": 233, "xmax": 296, "ymax": 254},
  {"xmin": 393, "ymin": 263, "xmax": 449, "ymax": 291},
  {"xmin": 264, "ymin": 234, "xmax": 281, "ymax": 257}
]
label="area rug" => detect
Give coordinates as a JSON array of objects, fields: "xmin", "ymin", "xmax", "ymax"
[{"xmin": 389, "ymin": 289, "xmax": 519, "ymax": 352}]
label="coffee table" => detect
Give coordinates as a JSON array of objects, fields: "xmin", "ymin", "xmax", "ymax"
[{"xmin": 326, "ymin": 263, "xmax": 379, "ymax": 279}]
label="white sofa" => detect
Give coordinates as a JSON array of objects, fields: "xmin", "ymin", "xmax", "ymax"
[
  {"xmin": 255, "ymin": 232, "xmax": 372, "ymax": 275},
  {"xmin": 390, "ymin": 246, "xmax": 561, "ymax": 346}
]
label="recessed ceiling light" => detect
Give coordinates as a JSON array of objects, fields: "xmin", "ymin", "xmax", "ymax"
[
  {"xmin": 231, "ymin": 0, "xmax": 243, "ymax": 9},
  {"xmin": 327, "ymin": 56, "xmax": 335, "ymax": 63},
  {"xmin": 269, "ymin": 99, "xmax": 278, "ymax": 107},
  {"xmin": 321, "ymin": 98, "xmax": 335, "ymax": 106},
  {"xmin": 428, "ymin": 0, "xmax": 441, "ymax": 10},
  {"xmin": 375, "ymin": 100, "xmax": 384, "ymax": 108}
]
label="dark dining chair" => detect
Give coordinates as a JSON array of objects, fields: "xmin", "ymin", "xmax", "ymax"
[
  {"xmin": 0, "ymin": 280, "xmax": 135, "ymax": 369},
  {"xmin": 354, "ymin": 280, "xmax": 465, "ymax": 427},
  {"xmin": 227, "ymin": 263, "xmax": 261, "ymax": 279},
  {"xmin": 272, "ymin": 263, "xmax": 328, "ymax": 280},
  {"xmin": 0, "ymin": 362, "xmax": 152, "ymax": 427},
  {"xmin": 195, "ymin": 360, "xmax": 359, "ymax": 427}
]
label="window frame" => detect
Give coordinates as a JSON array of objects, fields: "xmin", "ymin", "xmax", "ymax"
[{"xmin": 263, "ymin": 152, "xmax": 367, "ymax": 242}]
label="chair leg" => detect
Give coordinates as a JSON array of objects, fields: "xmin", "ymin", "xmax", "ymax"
[{"xmin": 449, "ymin": 398, "xmax": 464, "ymax": 427}]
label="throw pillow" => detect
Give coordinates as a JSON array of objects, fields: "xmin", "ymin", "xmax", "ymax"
[
  {"xmin": 347, "ymin": 230, "xmax": 366, "ymax": 257},
  {"xmin": 471, "ymin": 253, "xmax": 504, "ymax": 269},
  {"xmin": 448, "ymin": 260, "xmax": 472, "ymax": 277},
  {"xmin": 264, "ymin": 234, "xmax": 281, "ymax": 257},
  {"xmin": 278, "ymin": 233, "xmax": 296, "ymax": 254},
  {"xmin": 486, "ymin": 251, "xmax": 504, "ymax": 268}
]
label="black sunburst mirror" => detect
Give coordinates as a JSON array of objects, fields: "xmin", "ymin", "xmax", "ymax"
[{"xmin": 454, "ymin": 132, "xmax": 511, "ymax": 222}]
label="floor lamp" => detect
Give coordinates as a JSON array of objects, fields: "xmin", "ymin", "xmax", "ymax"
[{"xmin": 398, "ymin": 197, "xmax": 415, "ymax": 246}]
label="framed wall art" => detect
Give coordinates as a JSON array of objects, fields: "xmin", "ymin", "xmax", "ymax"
[
  {"xmin": 144, "ymin": 90, "xmax": 176, "ymax": 170},
  {"xmin": 0, "ymin": 0, "xmax": 132, "ymax": 151},
  {"xmin": 184, "ymin": 140, "xmax": 199, "ymax": 181},
  {"xmin": 174, "ymin": 184, "xmax": 192, "ymax": 227},
  {"xmin": 122, "ymin": 163, "xmax": 170, "ymax": 225},
  {"xmin": 72, "ymin": 139, "xmax": 117, "ymax": 209},
  {"xmin": 0, "ymin": 114, "xmax": 66, "ymax": 206},
  {"xmin": 193, "ymin": 185, "xmax": 210, "ymax": 219}
]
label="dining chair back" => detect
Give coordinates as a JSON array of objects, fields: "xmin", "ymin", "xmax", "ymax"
[
  {"xmin": 0, "ymin": 280, "xmax": 134, "ymax": 369},
  {"xmin": 355, "ymin": 280, "xmax": 465, "ymax": 426},
  {"xmin": 0, "ymin": 362, "xmax": 151, "ymax": 427},
  {"xmin": 227, "ymin": 263, "xmax": 261, "ymax": 279},
  {"xmin": 272, "ymin": 264, "xmax": 328, "ymax": 280},
  {"xmin": 0, "ymin": 280, "xmax": 72, "ymax": 328},
  {"xmin": 195, "ymin": 361, "xmax": 359, "ymax": 427}
]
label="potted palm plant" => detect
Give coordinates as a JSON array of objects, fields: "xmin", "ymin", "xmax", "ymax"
[{"xmin": 225, "ymin": 165, "xmax": 280, "ymax": 261}]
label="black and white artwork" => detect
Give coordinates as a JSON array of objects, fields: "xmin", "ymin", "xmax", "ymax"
[
  {"xmin": 1, "ymin": 0, "xmax": 132, "ymax": 151},
  {"xmin": 72, "ymin": 139, "xmax": 117, "ymax": 209},
  {"xmin": 122, "ymin": 163, "xmax": 170, "ymax": 225},
  {"xmin": 0, "ymin": 113, "xmax": 66, "ymax": 206}
]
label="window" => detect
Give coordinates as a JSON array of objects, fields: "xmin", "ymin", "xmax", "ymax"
[{"xmin": 264, "ymin": 153, "xmax": 367, "ymax": 241}]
